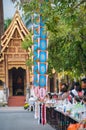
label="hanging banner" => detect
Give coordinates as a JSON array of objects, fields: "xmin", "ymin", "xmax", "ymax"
[
  {"xmin": 40, "ymin": 39, "xmax": 47, "ymax": 50},
  {"xmin": 33, "ymin": 74, "xmax": 39, "ymax": 87},
  {"xmin": 40, "ymin": 16, "xmax": 45, "ymax": 26},
  {"xmin": 39, "ymin": 51, "xmax": 47, "ymax": 62},
  {"xmin": 34, "ymin": 42, "xmax": 39, "ymax": 51},
  {"xmin": 34, "ymin": 87, "xmax": 40, "ymax": 97},
  {"xmin": 41, "ymin": 103, "xmax": 46, "ymax": 125},
  {"xmin": 39, "ymin": 75, "xmax": 46, "ymax": 87},
  {"xmin": 38, "ymin": 63, "xmax": 47, "ymax": 74},
  {"xmin": 34, "ymin": 15, "xmax": 40, "ymax": 25},
  {"xmin": 33, "ymin": 51, "xmax": 38, "ymax": 60},
  {"xmin": 40, "ymin": 27, "xmax": 47, "ymax": 39},
  {"xmin": 39, "ymin": 88, "xmax": 46, "ymax": 100},
  {"xmin": 34, "ymin": 26, "xmax": 40, "ymax": 36},
  {"xmin": 33, "ymin": 12, "xmax": 48, "ymax": 100},
  {"xmin": 33, "ymin": 62, "xmax": 38, "ymax": 74}
]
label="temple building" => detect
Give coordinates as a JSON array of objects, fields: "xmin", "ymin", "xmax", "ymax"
[{"xmin": 0, "ymin": 10, "xmax": 32, "ymax": 106}]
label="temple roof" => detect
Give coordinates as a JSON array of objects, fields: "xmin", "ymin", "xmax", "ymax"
[{"xmin": 0, "ymin": 10, "xmax": 30, "ymax": 61}]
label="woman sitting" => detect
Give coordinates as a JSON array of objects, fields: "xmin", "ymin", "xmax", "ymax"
[
  {"xmin": 58, "ymin": 83, "xmax": 69, "ymax": 100},
  {"xmin": 68, "ymin": 82, "xmax": 83, "ymax": 103}
]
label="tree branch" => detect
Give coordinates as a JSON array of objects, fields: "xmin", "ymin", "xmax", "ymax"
[{"xmin": 74, "ymin": 0, "xmax": 86, "ymax": 8}]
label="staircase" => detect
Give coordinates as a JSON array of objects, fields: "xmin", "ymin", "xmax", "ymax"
[{"xmin": 8, "ymin": 96, "xmax": 25, "ymax": 107}]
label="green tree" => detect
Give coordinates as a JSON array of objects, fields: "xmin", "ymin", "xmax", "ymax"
[
  {"xmin": 4, "ymin": 18, "xmax": 12, "ymax": 31},
  {"xmin": 47, "ymin": 0, "xmax": 86, "ymax": 77},
  {"xmin": 18, "ymin": 0, "xmax": 86, "ymax": 78},
  {"xmin": 21, "ymin": 33, "xmax": 33, "ymax": 69}
]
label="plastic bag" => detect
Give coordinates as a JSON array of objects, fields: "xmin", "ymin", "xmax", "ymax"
[
  {"xmin": 67, "ymin": 119, "xmax": 86, "ymax": 130},
  {"xmin": 77, "ymin": 119, "xmax": 86, "ymax": 130},
  {"xmin": 67, "ymin": 123, "xmax": 80, "ymax": 130}
]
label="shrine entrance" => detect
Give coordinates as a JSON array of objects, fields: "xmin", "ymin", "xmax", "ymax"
[
  {"xmin": 0, "ymin": 11, "xmax": 31, "ymax": 106},
  {"xmin": 9, "ymin": 67, "xmax": 26, "ymax": 96}
]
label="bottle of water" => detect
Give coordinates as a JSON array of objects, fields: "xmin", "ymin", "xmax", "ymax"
[{"xmin": 64, "ymin": 105, "xmax": 66, "ymax": 113}]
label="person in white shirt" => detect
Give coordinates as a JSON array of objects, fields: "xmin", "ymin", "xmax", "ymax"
[
  {"xmin": 70, "ymin": 82, "xmax": 83, "ymax": 98},
  {"xmin": 28, "ymin": 95, "xmax": 36, "ymax": 111}
]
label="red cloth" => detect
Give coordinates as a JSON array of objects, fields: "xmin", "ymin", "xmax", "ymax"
[{"xmin": 41, "ymin": 104, "xmax": 46, "ymax": 125}]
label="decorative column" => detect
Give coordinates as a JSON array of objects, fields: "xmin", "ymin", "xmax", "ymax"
[
  {"xmin": 38, "ymin": 15, "xmax": 48, "ymax": 100},
  {"xmin": 33, "ymin": 13, "xmax": 48, "ymax": 100},
  {"xmin": 33, "ymin": 14, "xmax": 40, "ymax": 98}
]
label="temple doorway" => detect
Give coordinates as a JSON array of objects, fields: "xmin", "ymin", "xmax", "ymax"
[{"xmin": 9, "ymin": 67, "xmax": 26, "ymax": 96}]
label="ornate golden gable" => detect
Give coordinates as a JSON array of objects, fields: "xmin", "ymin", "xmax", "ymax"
[
  {"xmin": 0, "ymin": 10, "xmax": 30, "ymax": 62},
  {"xmin": 0, "ymin": 10, "xmax": 31, "ymax": 95}
]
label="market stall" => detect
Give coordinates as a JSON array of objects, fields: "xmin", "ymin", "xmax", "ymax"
[
  {"xmin": 46, "ymin": 99, "xmax": 86, "ymax": 130},
  {"xmin": 46, "ymin": 107, "xmax": 78, "ymax": 130}
]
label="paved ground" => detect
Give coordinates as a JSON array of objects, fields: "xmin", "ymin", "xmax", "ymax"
[{"xmin": 0, "ymin": 107, "xmax": 55, "ymax": 130}]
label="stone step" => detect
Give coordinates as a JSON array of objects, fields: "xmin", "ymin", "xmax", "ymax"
[{"xmin": 8, "ymin": 96, "xmax": 25, "ymax": 107}]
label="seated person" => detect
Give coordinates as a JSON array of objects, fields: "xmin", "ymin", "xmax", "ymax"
[
  {"xmin": 82, "ymin": 96, "xmax": 86, "ymax": 106},
  {"xmin": 74, "ymin": 96, "xmax": 81, "ymax": 104},
  {"xmin": 58, "ymin": 83, "xmax": 69, "ymax": 100},
  {"xmin": 69, "ymin": 82, "xmax": 83, "ymax": 103}
]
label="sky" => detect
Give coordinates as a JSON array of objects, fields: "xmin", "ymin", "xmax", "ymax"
[
  {"xmin": 3, "ymin": 0, "xmax": 22, "ymax": 19},
  {"xmin": 3, "ymin": 0, "xmax": 31, "ymax": 28}
]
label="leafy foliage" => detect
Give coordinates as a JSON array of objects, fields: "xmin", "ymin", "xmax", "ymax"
[
  {"xmin": 22, "ymin": 33, "xmax": 34, "ymax": 69},
  {"xmin": 21, "ymin": 34, "xmax": 33, "ymax": 50},
  {"xmin": 18, "ymin": 0, "xmax": 86, "ymax": 79},
  {"xmin": 4, "ymin": 18, "xmax": 12, "ymax": 31}
]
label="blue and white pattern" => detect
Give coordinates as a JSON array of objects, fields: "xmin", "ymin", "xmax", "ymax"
[
  {"xmin": 39, "ymin": 75, "xmax": 46, "ymax": 87},
  {"xmin": 33, "ymin": 13, "xmax": 48, "ymax": 98},
  {"xmin": 39, "ymin": 51, "xmax": 47, "ymax": 62},
  {"xmin": 39, "ymin": 63, "xmax": 47, "ymax": 74},
  {"xmin": 40, "ymin": 39, "xmax": 47, "ymax": 50}
]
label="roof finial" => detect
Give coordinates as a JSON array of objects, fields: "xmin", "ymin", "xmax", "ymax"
[{"xmin": 14, "ymin": 1, "xmax": 20, "ymax": 12}]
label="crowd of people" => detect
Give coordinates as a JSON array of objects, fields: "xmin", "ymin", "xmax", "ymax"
[
  {"xmin": 27, "ymin": 78, "xmax": 86, "ymax": 129},
  {"xmin": 28, "ymin": 77, "xmax": 86, "ymax": 110},
  {"xmin": 43, "ymin": 77, "xmax": 86, "ymax": 107}
]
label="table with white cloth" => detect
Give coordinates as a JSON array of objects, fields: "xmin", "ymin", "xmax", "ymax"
[{"xmin": 46, "ymin": 107, "xmax": 79, "ymax": 130}]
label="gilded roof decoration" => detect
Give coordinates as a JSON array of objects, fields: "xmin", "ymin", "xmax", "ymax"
[{"xmin": 0, "ymin": 10, "xmax": 30, "ymax": 62}]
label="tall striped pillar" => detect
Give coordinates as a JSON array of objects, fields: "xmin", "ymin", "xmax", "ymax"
[{"xmin": 33, "ymin": 13, "xmax": 48, "ymax": 100}]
